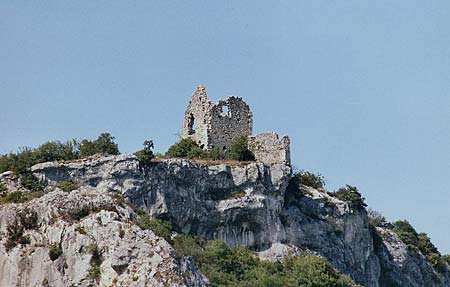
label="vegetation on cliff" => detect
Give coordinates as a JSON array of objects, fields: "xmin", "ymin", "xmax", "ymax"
[
  {"xmin": 173, "ymin": 235, "xmax": 360, "ymax": 287},
  {"xmin": 392, "ymin": 220, "xmax": 447, "ymax": 271},
  {"xmin": 0, "ymin": 132, "xmax": 120, "ymax": 175},
  {"xmin": 166, "ymin": 136, "xmax": 255, "ymax": 162}
]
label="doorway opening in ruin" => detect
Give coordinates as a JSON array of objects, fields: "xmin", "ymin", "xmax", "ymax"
[
  {"xmin": 220, "ymin": 105, "xmax": 230, "ymax": 117},
  {"xmin": 188, "ymin": 113, "xmax": 196, "ymax": 135}
]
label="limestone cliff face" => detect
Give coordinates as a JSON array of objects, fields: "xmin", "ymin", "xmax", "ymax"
[
  {"xmin": 1, "ymin": 154, "xmax": 449, "ymax": 287},
  {"xmin": 0, "ymin": 186, "xmax": 207, "ymax": 287}
]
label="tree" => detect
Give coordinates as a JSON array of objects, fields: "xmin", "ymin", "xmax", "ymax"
[
  {"xmin": 166, "ymin": 138, "xmax": 205, "ymax": 159},
  {"xmin": 229, "ymin": 136, "xmax": 255, "ymax": 161},
  {"xmin": 291, "ymin": 170, "xmax": 326, "ymax": 189},
  {"xmin": 135, "ymin": 140, "xmax": 155, "ymax": 164},
  {"xmin": 79, "ymin": 140, "xmax": 97, "ymax": 157},
  {"xmin": 93, "ymin": 133, "xmax": 120, "ymax": 155},
  {"xmin": 333, "ymin": 185, "xmax": 367, "ymax": 209}
]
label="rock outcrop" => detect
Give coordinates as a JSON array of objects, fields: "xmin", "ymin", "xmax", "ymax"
[
  {"xmin": 0, "ymin": 183, "xmax": 207, "ymax": 286},
  {"xmin": 1, "ymin": 154, "xmax": 448, "ymax": 287}
]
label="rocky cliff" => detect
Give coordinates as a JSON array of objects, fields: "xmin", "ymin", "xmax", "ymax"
[{"xmin": 1, "ymin": 154, "xmax": 449, "ymax": 286}]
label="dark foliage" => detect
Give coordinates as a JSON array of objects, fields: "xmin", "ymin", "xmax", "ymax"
[
  {"xmin": 134, "ymin": 140, "xmax": 155, "ymax": 165},
  {"xmin": 173, "ymin": 235, "xmax": 359, "ymax": 287},
  {"xmin": 367, "ymin": 209, "xmax": 388, "ymax": 227},
  {"xmin": 333, "ymin": 185, "xmax": 367, "ymax": 210},
  {"xmin": 4, "ymin": 208, "xmax": 38, "ymax": 251},
  {"xmin": 392, "ymin": 220, "xmax": 447, "ymax": 271},
  {"xmin": 48, "ymin": 243, "xmax": 63, "ymax": 261},
  {"xmin": 86, "ymin": 243, "xmax": 103, "ymax": 281},
  {"xmin": 291, "ymin": 170, "xmax": 326, "ymax": 189},
  {"xmin": 63, "ymin": 204, "xmax": 117, "ymax": 222},
  {"xmin": 134, "ymin": 210, "xmax": 172, "ymax": 243},
  {"xmin": 56, "ymin": 180, "xmax": 79, "ymax": 192},
  {"xmin": 166, "ymin": 138, "xmax": 206, "ymax": 159},
  {"xmin": 228, "ymin": 136, "xmax": 255, "ymax": 161},
  {"xmin": 0, "ymin": 190, "xmax": 44, "ymax": 205},
  {"xmin": 0, "ymin": 133, "xmax": 120, "ymax": 175},
  {"xmin": 166, "ymin": 136, "xmax": 255, "ymax": 162}
]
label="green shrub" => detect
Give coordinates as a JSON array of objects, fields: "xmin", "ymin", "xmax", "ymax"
[
  {"xmin": 172, "ymin": 235, "xmax": 359, "ymax": 287},
  {"xmin": 229, "ymin": 136, "xmax": 255, "ymax": 161},
  {"xmin": 86, "ymin": 243, "xmax": 102, "ymax": 281},
  {"xmin": 333, "ymin": 185, "xmax": 367, "ymax": 209},
  {"xmin": 172, "ymin": 235, "xmax": 206, "ymax": 259},
  {"xmin": 291, "ymin": 170, "xmax": 326, "ymax": 189},
  {"xmin": 230, "ymin": 189, "xmax": 245, "ymax": 199},
  {"xmin": 0, "ymin": 190, "xmax": 44, "ymax": 205},
  {"xmin": 5, "ymin": 223, "xmax": 26, "ymax": 251},
  {"xmin": 207, "ymin": 147, "xmax": 226, "ymax": 161},
  {"xmin": 4, "ymin": 209, "xmax": 38, "ymax": 251},
  {"xmin": 17, "ymin": 208, "xmax": 38, "ymax": 230},
  {"xmin": 92, "ymin": 133, "xmax": 120, "ymax": 156},
  {"xmin": 75, "ymin": 226, "xmax": 87, "ymax": 235},
  {"xmin": 0, "ymin": 182, "xmax": 6, "ymax": 193},
  {"xmin": 442, "ymin": 255, "xmax": 450, "ymax": 265},
  {"xmin": 0, "ymin": 133, "xmax": 120, "ymax": 175},
  {"xmin": 34, "ymin": 140, "xmax": 79, "ymax": 163},
  {"xmin": 48, "ymin": 243, "xmax": 63, "ymax": 261},
  {"xmin": 56, "ymin": 180, "xmax": 79, "ymax": 192},
  {"xmin": 20, "ymin": 172, "xmax": 43, "ymax": 192},
  {"xmin": 166, "ymin": 138, "xmax": 206, "ymax": 159},
  {"xmin": 166, "ymin": 136, "xmax": 255, "ymax": 162},
  {"xmin": 392, "ymin": 220, "xmax": 444, "ymax": 270},
  {"xmin": 367, "ymin": 209, "xmax": 388, "ymax": 227},
  {"xmin": 135, "ymin": 213, "xmax": 172, "ymax": 243},
  {"xmin": 65, "ymin": 207, "xmax": 91, "ymax": 221},
  {"xmin": 87, "ymin": 265, "xmax": 101, "ymax": 281},
  {"xmin": 134, "ymin": 140, "xmax": 155, "ymax": 164},
  {"xmin": 63, "ymin": 204, "xmax": 117, "ymax": 222}
]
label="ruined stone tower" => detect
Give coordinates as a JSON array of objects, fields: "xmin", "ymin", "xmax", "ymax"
[
  {"xmin": 181, "ymin": 85, "xmax": 291, "ymax": 166},
  {"xmin": 181, "ymin": 85, "xmax": 253, "ymax": 151}
]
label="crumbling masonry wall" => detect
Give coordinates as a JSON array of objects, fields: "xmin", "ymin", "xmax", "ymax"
[
  {"xmin": 181, "ymin": 85, "xmax": 290, "ymax": 166},
  {"xmin": 209, "ymin": 97, "xmax": 252, "ymax": 151},
  {"xmin": 181, "ymin": 85, "xmax": 252, "ymax": 150},
  {"xmin": 180, "ymin": 85, "xmax": 212, "ymax": 149},
  {"xmin": 248, "ymin": 132, "xmax": 291, "ymax": 166}
]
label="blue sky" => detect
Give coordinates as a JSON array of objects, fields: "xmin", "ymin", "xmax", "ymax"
[{"xmin": 1, "ymin": 1, "xmax": 450, "ymax": 252}]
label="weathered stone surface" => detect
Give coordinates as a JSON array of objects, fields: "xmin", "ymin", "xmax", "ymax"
[
  {"xmin": 0, "ymin": 186, "xmax": 207, "ymax": 287},
  {"xmin": 181, "ymin": 85, "xmax": 253, "ymax": 151},
  {"xmin": 1, "ymin": 171, "xmax": 22, "ymax": 193},
  {"xmin": 248, "ymin": 132, "xmax": 291, "ymax": 166},
  {"xmin": 1, "ymin": 154, "xmax": 448, "ymax": 287},
  {"xmin": 179, "ymin": 85, "xmax": 290, "ymax": 166}
]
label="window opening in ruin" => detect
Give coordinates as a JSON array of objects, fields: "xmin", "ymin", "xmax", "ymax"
[
  {"xmin": 220, "ymin": 105, "xmax": 230, "ymax": 117},
  {"xmin": 188, "ymin": 113, "xmax": 196, "ymax": 135}
]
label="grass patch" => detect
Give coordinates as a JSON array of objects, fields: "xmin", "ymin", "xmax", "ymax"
[
  {"xmin": 86, "ymin": 243, "xmax": 102, "ymax": 282},
  {"xmin": 230, "ymin": 189, "xmax": 246, "ymax": 199},
  {"xmin": 0, "ymin": 182, "xmax": 6, "ymax": 193},
  {"xmin": 56, "ymin": 180, "xmax": 79, "ymax": 192},
  {"xmin": 134, "ymin": 210, "xmax": 172, "ymax": 243},
  {"xmin": 63, "ymin": 204, "xmax": 117, "ymax": 222},
  {"xmin": 0, "ymin": 190, "xmax": 44, "ymax": 205},
  {"xmin": 75, "ymin": 226, "xmax": 87, "ymax": 235},
  {"xmin": 48, "ymin": 243, "xmax": 63, "ymax": 261}
]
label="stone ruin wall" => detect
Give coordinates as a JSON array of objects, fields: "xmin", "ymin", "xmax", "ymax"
[
  {"xmin": 181, "ymin": 85, "xmax": 291, "ymax": 166},
  {"xmin": 180, "ymin": 86, "xmax": 212, "ymax": 149},
  {"xmin": 248, "ymin": 132, "xmax": 291, "ymax": 166},
  {"xmin": 208, "ymin": 97, "xmax": 253, "ymax": 150}
]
